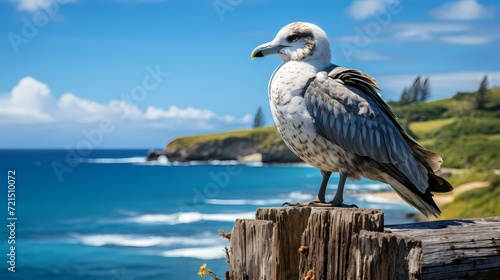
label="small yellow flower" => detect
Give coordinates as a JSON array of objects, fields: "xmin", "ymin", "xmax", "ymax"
[
  {"xmin": 197, "ymin": 263, "xmax": 220, "ymax": 279},
  {"xmin": 198, "ymin": 263, "xmax": 207, "ymax": 278}
]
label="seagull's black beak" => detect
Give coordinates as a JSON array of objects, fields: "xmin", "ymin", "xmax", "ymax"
[{"xmin": 251, "ymin": 42, "xmax": 285, "ymax": 60}]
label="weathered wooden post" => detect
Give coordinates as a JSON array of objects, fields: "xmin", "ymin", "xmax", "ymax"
[
  {"xmin": 228, "ymin": 219, "xmax": 275, "ymax": 280},
  {"xmin": 227, "ymin": 208, "xmax": 500, "ymax": 280},
  {"xmin": 229, "ymin": 208, "xmax": 312, "ymax": 280}
]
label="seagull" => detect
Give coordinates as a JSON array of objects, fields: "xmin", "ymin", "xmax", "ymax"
[{"xmin": 250, "ymin": 22, "xmax": 453, "ymax": 217}]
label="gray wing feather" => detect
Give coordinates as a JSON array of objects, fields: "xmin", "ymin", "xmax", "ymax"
[{"xmin": 304, "ymin": 66, "xmax": 428, "ymax": 193}]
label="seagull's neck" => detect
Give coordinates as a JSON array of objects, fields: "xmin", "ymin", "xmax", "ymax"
[{"xmin": 302, "ymin": 58, "xmax": 332, "ymax": 72}]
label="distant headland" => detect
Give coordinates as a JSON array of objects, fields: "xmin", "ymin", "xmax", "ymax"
[{"xmin": 146, "ymin": 126, "xmax": 303, "ymax": 164}]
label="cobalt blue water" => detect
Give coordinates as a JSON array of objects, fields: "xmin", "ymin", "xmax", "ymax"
[{"xmin": 0, "ymin": 149, "xmax": 416, "ymax": 280}]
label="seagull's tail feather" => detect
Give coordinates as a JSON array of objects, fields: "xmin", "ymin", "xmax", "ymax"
[
  {"xmin": 428, "ymin": 173, "xmax": 454, "ymax": 193},
  {"xmin": 374, "ymin": 161, "xmax": 442, "ymax": 217},
  {"xmin": 388, "ymin": 178, "xmax": 441, "ymax": 218},
  {"xmin": 402, "ymin": 133, "xmax": 454, "ymax": 193}
]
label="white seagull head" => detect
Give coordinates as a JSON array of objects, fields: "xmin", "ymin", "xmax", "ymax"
[{"xmin": 251, "ymin": 22, "xmax": 331, "ymax": 68}]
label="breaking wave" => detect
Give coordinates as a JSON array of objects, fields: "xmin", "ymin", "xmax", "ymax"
[
  {"xmin": 83, "ymin": 157, "xmax": 146, "ymax": 164},
  {"xmin": 160, "ymin": 246, "xmax": 227, "ymax": 260},
  {"xmin": 125, "ymin": 211, "xmax": 255, "ymax": 225},
  {"xmin": 205, "ymin": 191, "xmax": 314, "ymax": 206},
  {"xmin": 72, "ymin": 233, "xmax": 225, "ymax": 248}
]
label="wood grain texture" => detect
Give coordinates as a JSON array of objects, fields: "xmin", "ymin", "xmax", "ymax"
[
  {"xmin": 229, "ymin": 219, "xmax": 274, "ymax": 280},
  {"xmin": 386, "ymin": 217, "xmax": 500, "ymax": 280},
  {"xmin": 348, "ymin": 230, "xmax": 422, "ymax": 280},
  {"xmin": 298, "ymin": 208, "xmax": 384, "ymax": 279},
  {"xmin": 256, "ymin": 207, "xmax": 312, "ymax": 280}
]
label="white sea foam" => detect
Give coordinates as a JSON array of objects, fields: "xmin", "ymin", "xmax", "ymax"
[
  {"xmin": 208, "ymin": 160, "xmax": 239, "ymax": 165},
  {"xmin": 126, "ymin": 211, "xmax": 255, "ymax": 225},
  {"xmin": 161, "ymin": 246, "xmax": 227, "ymax": 260},
  {"xmin": 157, "ymin": 155, "xmax": 169, "ymax": 164},
  {"xmin": 344, "ymin": 183, "xmax": 391, "ymax": 191},
  {"xmin": 205, "ymin": 191, "xmax": 314, "ymax": 206},
  {"xmin": 359, "ymin": 194, "xmax": 405, "ymax": 204},
  {"xmin": 288, "ymin": 191, "xmax": 314, "ymax": 200},
  {"xmin": 205, "ymin": 198, "xmax": 283, "ymax": 205},
  {"xmin": 72, "ymin": 233, "xmax": 224, "ymax": 248},
  {"xmin": 244, "ymin": 162, "xmax": 264, "ymax": 167},
  {"xmin": 84, "ymin": 157, "xmax": 146, "ymax": 164}
]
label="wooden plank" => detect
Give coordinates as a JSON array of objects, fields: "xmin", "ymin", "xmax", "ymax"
[
  {"xmin": 228, "ymin": 219, "xmax": 275, "ymax": 280},
  {"xmin": 386, "ymin": 216, "xmax": 500, "ymax": 280},
  {"xmin": 256, "ymin": 207, "xmax": 312, "ymax": 280},
  {"xmin": 348, "ymin": 230, "xmax": 422, "ymax": 280},
  {"xmin": 298, "ymin": 208, "xmax": 384, "ymax": 279}
]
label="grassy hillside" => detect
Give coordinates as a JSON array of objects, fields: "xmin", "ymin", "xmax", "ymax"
[
  {"xmin": 438, "ymin": 176, "xmax": 500, "ymax": 220},
  {"xmin": 166, "ymin": 126, "xmax": 282, "ymax": 151},
  {"xmin": 402, "ymin": 87, "xmax": 500, "ymax": 170}
]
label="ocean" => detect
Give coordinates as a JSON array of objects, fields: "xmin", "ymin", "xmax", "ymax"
[{"xmin": 0, "ymin": 149, "xmax": 416, "ymax": 280}]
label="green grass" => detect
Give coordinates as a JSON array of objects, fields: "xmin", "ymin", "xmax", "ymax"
[
  {"xmin": 439, "ymin": 175, "xmax": 500, "ymax": 219},
  {"xmin": 488, "ymin": 87, "xmax": 500, "ymax": 104},
  {"xmin": 432, "ymin": 135, "xmax": 500, "ymax": 169},
  {"xmin": 390, "ymin": 87, "xmax": 500, "ymax": 121},
  {"xmin": 434, "ymin": 118, "xmax": 500, "ymax": 138},
  {"xmin": 446, "ymin": 172, "xmax": 497, "ymax": 187},
  {"xmin": 408, "ymin": 118, "xmax": 456, "ymax": 139},
  {"xmin": 486, "ymin": 134, "xmax": 500, "ymax": 140},
  {"xmin": 394, "ymin": 88, "xmax": 500, "ymax": 169}
]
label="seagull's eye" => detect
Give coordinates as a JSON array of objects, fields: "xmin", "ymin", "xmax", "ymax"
[{"xmin": 286, "ymin": 34, "xmax": 301, "ymax": 43}]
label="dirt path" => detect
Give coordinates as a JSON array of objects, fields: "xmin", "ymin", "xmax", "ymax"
[{"xmin": 371, "ymin": 181, "xmax": 490, "ymax": 206}]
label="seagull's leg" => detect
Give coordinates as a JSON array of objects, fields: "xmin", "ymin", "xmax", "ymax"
[
  {"xmin": 283, "ymin": 170, "xmax": 331, "ymax": 207},
  {"xmin": 327, "ymin": 172, "xmax": 358, "ymax": 208},
  {"xmin": 283, "ymin": 171, "xmax": 357, "ymax": 208},
  {"xmin": 315, "ymin": 170, "xmax": 331, "ymax": 203}
]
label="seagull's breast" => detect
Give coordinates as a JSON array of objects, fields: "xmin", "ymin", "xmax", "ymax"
[{"xmin": 268, "ymin": 62, "xmax": 347, "ymax": 171}]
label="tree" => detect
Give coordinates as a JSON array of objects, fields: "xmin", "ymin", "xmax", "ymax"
[
  {"xmin": 253, "ymin": 106, "xmax": 265, "ymax": 128},
  {"xmin": 420, "ymin": 78, "xmax": 431, "ymax": 102},
  {"xmin": 399, "ymin": 88, "xmax": 412, "ymax": 106},
  {"xmin": 474, "ymin": 75, "xmax": 489, "ymax": 110},
  {"xmin": 410, "ymin": 76, "xmax": 421, "ymax": 103},
  {"xmin": 398, "ymin": 76, "xmax": 431, "ymax": 105}
]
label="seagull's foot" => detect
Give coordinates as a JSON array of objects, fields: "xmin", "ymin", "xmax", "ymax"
[
  {"xmin": 283, "ymin": 199, "xmax": 358, "ymax": 208},
  {"xmin": 326, "ymin": 199, "xmax": 358, "ymax": 208},
  {"xmin": 282, "ymin": 199, "xmax": 329, "ymax": 207},
  {"xmin": 333, "ymin": 202, "xmax": 358, "ymax": 208}
]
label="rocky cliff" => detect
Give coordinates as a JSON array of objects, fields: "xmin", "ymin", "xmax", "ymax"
[{"xmin": 147, "ymin": 127, "xmax": 303, "ymax": 163}]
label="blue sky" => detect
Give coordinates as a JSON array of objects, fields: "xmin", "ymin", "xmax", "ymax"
[{"xmin": 1, "ymin": 0, "xmax": 499, "ymax": 148}]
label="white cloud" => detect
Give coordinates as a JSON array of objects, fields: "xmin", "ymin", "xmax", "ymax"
[
  {"xmin": 378, "ymin": 71, "xmax": 500, "ymax": 100},
  {"xmin": 222, "ymin": 114, "xmax": 253, "ymax": 124},
  {"xmin": 0, "ymin": 77, "xmax": 251, "ymax": 128},
  {"xmin": 394, "ymin": 30, "xmax": 431, "ymax": 41},
  {"xmin": 441, "ymin": 35, "xmax": 493, "ymax": 45},
  {"xmin": 57, "ymin": 93, "xmax": 110, "ymax": 123},
  {"xmin": 11, "ymin": 0, "xmax": 75, "ymax": 12},
  {"xmin": 390, "ymin": 22, "xmax": 495, "ymax": 45},
  {"xmin": 429, "ymin": 0, "xmax": 496, "ymax": 21},
  {"xmin": 345, "ymin": 0, "xmax": 399, "ymax": 20},
  {"xmin": 393, "ymin": 23, "xmax": 469, "ymax": 42},
  {"xmin": 144, "ymin": 106, "xmax": 216, "ymax": 120},
  {"xmin": 0, "ymin": 76, "xmax": 53, "ymax": 123}
]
